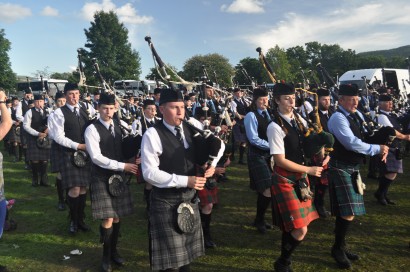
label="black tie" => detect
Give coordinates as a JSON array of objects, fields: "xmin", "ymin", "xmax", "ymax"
[
  {"xmin": 109, "ymin": 124, "xmax": 115, "ymax": 137},
  {"xmin": 262, "ymin": 110, "xmax": 271, "ymax": 121},
  {"xmin": 175, "ymin": 126, "xmax": 183, "ymax": 144},
  {"xmin": 73, "ymin": 107, "xmax": 79, "ymax": 117},
  {"xmin": 150, "ymin": 120, "xmax": 155, "ymax": 126},
  {"xmin": 290, "ymin": 118, "xmax": 298, "ymax": 130}
]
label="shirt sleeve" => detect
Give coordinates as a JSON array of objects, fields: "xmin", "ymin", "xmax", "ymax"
[
  {"xmin": 23, "ymin": 110, "xmax": 40, "ymax": 136},
  {"xmin": 84, "ymin": 124, "xmax": 125, "ymax": 171},
  {"xmin": 267, "ymin": 122, "xmax": 285, "ymax": 155},
  {"xmin": 244, "ymin": 112, "xmax": 269, "ymax": 150},
  {"xmin": 15, "ymin": 102, "xmax": 24, "ymax": 122},
  {"xmin": 377, "ymin": 114, "xmax": 393, "ymax": 127},
  {"xmin": 141, "ymin": 127, "xmax": 189, "ymax": 188},
  {"xmin": 49, "ymin": 108, "xmax": 80, "ymax": 150},
  {"xmin": 328, "ymin": 112, "xmax": 380, "ymax": 156}
]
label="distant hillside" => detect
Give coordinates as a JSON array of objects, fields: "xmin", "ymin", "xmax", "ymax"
[{"xmin": 358, "ymin": 45, "xmax": 410, "ymax": 58}]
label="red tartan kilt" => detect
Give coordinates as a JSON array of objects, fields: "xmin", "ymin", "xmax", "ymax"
[
  {"xmin": 271, "ymin": 166, "xmax": 318, "ymax": 232},
  {"xmin": 198, "ymin": 186, "xmax": 218, "ymax": 205}
]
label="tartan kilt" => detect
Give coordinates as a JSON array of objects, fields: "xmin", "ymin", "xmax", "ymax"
[
  {"xmin": 59, "ymin": 150, "xmax": 91, "ymax": 190},
  {"xmin": 381, "ymin": 149, "xmax": 403, "ymax": 174},
  {"xmin": 248, "ymin": 147, "xmax": 272, "ymax": 192},
  {"xmin": 26, "ymin": 135, "xmax": 50, "ymax": 161},
  {"xmin": 198, "ymin": 185, "xmax": 218, "ymax": 205},
  {"xmin": 232, "ymin": 121, "xmax": 247, "ymax": 143},
  {"xmin": 328, "ymin": 159, "xmax": 366, "ymax": 217},
  {"xmin": 270, "ymin": 166, "xmax": 318, "ymax": 232},
  {"xmin": 7, "ymin": 125, "xmax": 20, "ymax": 143},
  {"xmin": 49, "ymin": 141, "xmax": 62, "ymax": 173},
  {"xmin": 20, "ymin": 127, "xmax": 28, "ymax": 146},
  {"xmin": 90, "ymin": 174, "xmax": 134, "ymax": 220},
  {"xmin": 149, "ymin": 187, "xmax": 204, "ymax": 270}
]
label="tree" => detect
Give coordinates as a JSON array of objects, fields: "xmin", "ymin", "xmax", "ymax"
[
  {"xmin": 265, "ymin": 45, "xmax": 294, "ymax": 83},
  {"xmin": 0, "ymin": 29, "xmax": 17, "ymax": 91},
  {"xmin": 181, "ymin": 53, "xmax": 234, "ymax": 88},
  {"xmin": 82, "ymin": 11, "xmax": 141, "ymax": 87},
  {"xmin": 234, "ymin": 57, "xmax": 267, "ymax": 87}
]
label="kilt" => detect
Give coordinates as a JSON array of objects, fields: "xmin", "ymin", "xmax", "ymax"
[
  {"xmin": 270, "ymin": 166, "xmax": 318, "ymax": 232},
  {"xmin": 149, "ymin": 187, "xmax": 204, "ymax": 270},
  {"xmin": 198, "ymin": 185, "xmax": 218, "ymax": 205},
  {"xmin": 49, "ymin": 141, "xmax": 62, "ymax": 173},
  {"xmin": 59, "ymin": 150, "xmax": 91, "ymax": 190},
  {"xmin": 381, "ymin": 149, "xmax": 403, "ymax": 174},
  {"xmin": 90, "ymin": 174, "xmax": 134, "ymax": 220},
  {"xmin": 248, "ymin": 147, "xmax": 272, "ymax": 192},
  {"xmin": 20, "ymin": 127, "xmax": 28, "ymax": 147},
  {"xmin": 233, "ymin": 120, "xmax": 247, "ymax": 143},
  {"xmin": 328, "ymin": 159, "xmax": 366, "ymax": 217},
  {"xmin": 26, "ymin": 135, "xmax": 50, "ymax": 161},
  {"xmin": 7, "ymin": 125, "xmax": 20, "ymax": 143}
]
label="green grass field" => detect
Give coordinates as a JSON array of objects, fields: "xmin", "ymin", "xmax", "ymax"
[{"xmin": 0, "ymin": 149, "xmax": 409, "ymax": 272}]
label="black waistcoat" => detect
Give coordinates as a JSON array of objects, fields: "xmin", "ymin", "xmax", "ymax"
[
  {"xmin": 234, "ymin": 98, "xmax": 247, "ymax": 116},
  {"xmin": 60, "ymin": 105, "xmax": 89, "ymax": 144},
  {"xmin": 92, "ymin": 120, "xmax": 123, "ymax": 175},
  {"xmin": 154, "ymin": 122, "xmax": 196, "ymax": 176},
  {"xmin": 249, "ymin": 110, "xmax": 270, "ymax": 154},
  {"xmin": 11, "ymin": 108, "xmax": 17, "ymax": 122},
  {"xmin": 277, "ymin": 116, "xmax": 305, "ymax": 165},
  {"xmin": 141, "ymin": 118, "xmax": 158, "ymax": 135},
  {"xmin": 30, "ymin": 108, "xmax": 47, "ymax": 132},
  {"xmin": 22, "ymin": 100, "xmax": 30, "ymax": 115},
  {"xmin": 331, "ymin": 112, "xmax": 365, "ymax": 164}
]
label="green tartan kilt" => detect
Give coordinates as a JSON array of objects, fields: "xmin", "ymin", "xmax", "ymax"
[{"xmin": 328, "ymin": 159, "xmax": 366, "ymax": 217}]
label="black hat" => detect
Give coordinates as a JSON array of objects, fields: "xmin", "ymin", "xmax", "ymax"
[
  {"xmin": 317, "ymin": 88, "xmax": 330, "ymax": 97},
  {"xmin": 93, "ymin": 90, "xmax": 101, "ymax": 95},
  {"xmin": 98, "ymin": 93, "xmax": 115, "ymax": 105},
  {"xmin": 33, "ymin": 94, "xmax": 44, "ymax": 101},
  {"xmin": 233, "ymin": 87, "xmax": 241, "ymax": 93},
  {"xmin": 338, "ymin": 84, "xmax": 359, "ymax": 96},
  {"xmin": 11, "ymin": 96, "xmax": 19, "ymax": 101},
  {"xmin": 55, "ymin": 92, "xmax": 65, "ymax": 100},
  {"xmin": 253, "ymin": 88, "xmax": 268, "ymax": 99},
  {"xmin": 379, "ymin": 94, "xmax": 392, "ymax": 102},
  {"xmin": 184, "ymin": 96, "xmax": 191, "ymax": 101},
  {"xmin": 159, "ymin": 89, "xmax": 184, "ymax": 105},
  {"xmin": 28, "ymin": 99, "xmax": 34, "ymax": 105},
  {"xmin": 24, "ymin": 89, "xmax": 32, "ymax": 94},
  {"xmin": 64, "ymin": 82, "xmax": 79, "ymax": 93},
  {"xmin": 188, "ymin": 92, "xmax": 196, "ymax": 98},
  {"xmin": 143, "ymin": 99, "xmax": 155, "ymax": 107},
  {"xmin": 5, "ymin": 99, "xmax": 11, "ymax": 104},
  {"xmin": 154, "ymin": 88, "xmax": 162, "ymax": 95},
  {"xmin": 272, "ymin": 83, "xmax": 295, "ymax": 96}
]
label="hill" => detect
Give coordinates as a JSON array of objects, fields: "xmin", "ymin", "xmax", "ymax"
[{"xmin": 358, "ymin": 45, "xmax": 410, "ymax": 58}]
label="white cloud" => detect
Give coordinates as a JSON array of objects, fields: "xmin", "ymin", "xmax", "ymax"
[
  {"xmin": 80, "ymin": 0, "xmax": 153, "ymax": 25},
  {"xmin": 221, "ymin": 0, "xmax": 265, "ymax": 14},
  {"xmin": 0, "ymin": 3, "xmax": 31, "ymax": 23},
  {"xmin": 41, "ymin": 6, "xmax": 59, "ymax": 17},
  {"xmin": 245, "ymin": 1, "xmax": 410, "ymax": 53}
]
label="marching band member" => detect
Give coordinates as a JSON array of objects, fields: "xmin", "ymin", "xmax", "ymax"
[
  {"xmin": 16, "ymin": 89, "xmax": 33, "ymax": 170},
  {"xmin": 327, "ymin": 84, "xmax": 388, "ymax": 269},
  {"xmin": 23, "ymin": 94, "xmax": 50, "ymax": 187},
  {"xmin": 267, "ymin": 83, "xmax": 322, "ymax": 272},
  {"xmin": 85, "ymin": 93, "xmax": 138, "ymax": 272},
  {"xmin": 231, "ymin": 88, "xmax": 250, "ymax": 164},
  {"xmin": 48, "ymin": 83, "xmax": 91, "ymax": 234},
  {"xmin": 9, "ymin": 97, "xmax": 22, "ymax": 162},
  {"xmin": 244, "ymin": 88, "xmax": 273, "ymax": 234},
  {"xmin": 141, "ymin": 88, "xmax": 224, "ymax": 272}
]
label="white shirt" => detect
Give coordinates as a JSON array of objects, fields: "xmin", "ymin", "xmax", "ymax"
[
  {"xmin": 16, "ymin": 100, "xmax": 29, "ymax": 122},
  {"xmin": 84, "ymin": 118, "xmax": 125, "ymax": 172},
  {"xmin": 141, "ymin": 117, "xmax": 225, "ymax": 188},
  {"xmin": 377, "ymin": 110, "xmax": 393, "ymax": 127},
  {"xmin": 23, "ymin": 108, "xmax": 44, "ymax": 137}
]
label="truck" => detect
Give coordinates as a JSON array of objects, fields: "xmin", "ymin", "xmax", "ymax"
[
  {"xmin": 16, "ymin": 78, "xmax": 68, "ymax": 97},
  {"xmin": 113, "ymin": 79, "xmax": 165, "ymax": 97},
  {"xmin": 338, "ymin": 68, "xmax": 410, "ymax": 100}
]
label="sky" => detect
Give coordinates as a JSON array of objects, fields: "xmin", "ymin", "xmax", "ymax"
[{"xmin": 1, "ymin": 0, "xmax": 409, "ymax": 80}]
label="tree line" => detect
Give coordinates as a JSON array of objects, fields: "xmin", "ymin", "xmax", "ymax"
[{"xmin": 0, "ymin": 11, "xmax": 409, "ymax": 93}]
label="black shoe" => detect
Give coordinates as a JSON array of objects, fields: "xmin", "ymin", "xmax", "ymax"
[
  {"xmin": 58, "ymin": 202, "xmax": 66, "ymax": 211},
  {"xmin": 274, "ymin": 257, "xmax": 291, "ymax": 272},
  {"xmin": 367, "ymin": 173, "xmax": 378, "ymax": 179},
  {"xmin": 238, "ymin": 160, "xmax": 247, "ymax": 165},
  {"xmin": 385, "ymin": 197, "xmax": 396, "ymax": 205},
  {"xmin": 331, "ymin": 246, "xmax": 352, "ymax": 269},
  {"xmin": 374, "ymin": 192, "xmax": 387, "ymax": 206},
  {"xmin": 101, "ymin": 261, "xmax": 112, "ymax": 272},
  {"xmin": 111, "ymin": 252, "xmax": 125, "ymax": 266},
  {"xmin": 204, "ymin": 237, "xmax": 217, "ymax": 248},
  {"xmin": 69, "ymin": 221, "xmax": 78, "ymax": 234},
  {"xmin": 0, "ymin": 265, "xmax": 8, "ymax": 272},
  {"xmin": 24, "ymin": 164, "xmax": 31, "ymax": 170},
  {"xmin": 344, "ymin": 250, "xmax": 360, "ymax": 261},
  {"xmin": 316, "ymin": 206, "xmax": 331, "ymax": 218},
  {"xmin": 253, "ymin": 220, "xmax": 267, "ymax": 234},
  {"xmin": 78, "ymin": 220, "xmax": 91, "ymax": 231},
  {"xmin": 265, "ymin": 222, "xmax": 273, "ymax": 229}
]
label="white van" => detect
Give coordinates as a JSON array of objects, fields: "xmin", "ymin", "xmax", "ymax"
[
  {"xmin": 113, "ymin": 79, "xmax": 165, "ymax": 97},
  {"xmin": 339, "ymin": 68, "xmax": 410, "ymax": 99}
]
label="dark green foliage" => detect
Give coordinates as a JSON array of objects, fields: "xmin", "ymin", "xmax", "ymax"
[{"xmin": 0, "ymin": 29, "xmax": 17, "ymax": 91}]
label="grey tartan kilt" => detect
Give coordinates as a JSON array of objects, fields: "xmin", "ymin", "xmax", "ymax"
[
  {"xmin": 149, "ymin": 187, "xmax": 204, "ymax": 270},
  {"xmin": 233, "ymin": 122, "xmax": 247, "ymax": 143},
  {"xmin": 7, "ymin": 125, "xmax": 20, "ymax": 143},
  {"xmin": 59, "ymin": 150, "xmax": 91, "ymax": 190},
  {"xmin": 49, "ymin": 141, "xmax": 62, "ymax": 173},
  {"xmin": 90, "ymin": 174, "xmax": 134, "ymax": 220},
  {"xmin": 248, "ymin": 147, "xmax": 272, "ymax": 192},
  {"xmin": 382, "ymin": 149, "xmax": 403, "ymax": 174},
  {"xmin": 26, "ymin": 136, "xmax": 50, "ymax": 161},
  {"xmin": 20, "ymin": 128, "xmax": 28, "ymax": 146},
  {"xmin": 328, "ymin": 159, "xmax": 366, "ymax": 217}
]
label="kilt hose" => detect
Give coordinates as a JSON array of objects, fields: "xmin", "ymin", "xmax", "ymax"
[
  {"xmin": 198, "ymin": 185, "xmax": 218, "ymax": 205},
  {"xmin": 59, "ymin": 150, "xmax": 91, "ymax": 190},
  {"xmin": 328, "ymin": 159, "xmax": 366, "ymax": 217},
  {"xmin": 248, "ymin": 147, "xmax": 272, "ymax": 192},
  {"xmin": 270, "ymin": 166, "xmax": 318, "ymax": 232},
  {"xmin": 149, "ymin": 187, "xmax": 204, "ymax": 270},
  {"xmin": 90, "ymin": 175, "xmax": 134, "ymax": 220},
  {"xmin": 381, "ymin": 149, "xmax": 403, "ymax": 174},
  {"xmin": 26, "ymin": 135, "xmax": 50, "ymax": 161}
]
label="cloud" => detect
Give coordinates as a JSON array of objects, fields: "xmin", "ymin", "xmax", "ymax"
[
  {"xmin": 80, "ymin": 0, "xmax": 153, "ymax": 25},
  {"xmin": 221, "ymin": 0, "xmax": 265, "ymax": 14},
  {"xmin": 245, "ymin": 1, "xmax": 410, "ymax": 52},
  {"xmin": 41, "ymin": 6, "xmax": 59, "ymax": 17},
  {"xmin": 0, "ymin": 3, "xmax": 31, "ymax": 23}
]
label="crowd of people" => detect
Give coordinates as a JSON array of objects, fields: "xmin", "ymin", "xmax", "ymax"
[{"xmin": 0, "ymin": 80, "xmax": 409, "ymax": 272}]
